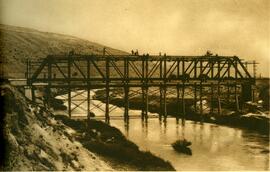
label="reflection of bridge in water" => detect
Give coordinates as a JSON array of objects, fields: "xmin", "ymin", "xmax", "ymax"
[{"xmin": 26, "ymin": 50, "xmax": 256, "ymax": 123}]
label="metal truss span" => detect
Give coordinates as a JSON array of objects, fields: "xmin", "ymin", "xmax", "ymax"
[{"xmin": 26, "ymin": 51, "xmax": 256, "ymax": 122}]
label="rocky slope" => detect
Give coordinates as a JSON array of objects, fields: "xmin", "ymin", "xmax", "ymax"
[
  {"xmin": 0, "ymin": 24, "xmax": 128, "ymax": 78},
  {"xmin": 0, "ymin": 83, "xmax": 113, "ymax": 170}
]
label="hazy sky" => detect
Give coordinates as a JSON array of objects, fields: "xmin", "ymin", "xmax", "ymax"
[{"xmin": 0, "ymin": 0, "xmax": 269, "ymax": 76}]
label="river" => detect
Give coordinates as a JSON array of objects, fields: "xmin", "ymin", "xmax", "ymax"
[{"xmin": 56, "ymin": 90, "xmax": 269, "ymax": 171}]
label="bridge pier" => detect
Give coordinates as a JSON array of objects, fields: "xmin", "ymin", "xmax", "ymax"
[
  {"xmin": 217, "ymin": 82, "xmax": 221, "ymax": 115},
  {"xmin": 141, "ymin": 87, "xmax": 145, "ymax": 121},
  {"xmin": 31, "ymin": 86, "xmax": 36, "ymax": 102},
  {"xmin": 234, "ymin": 83, "xmax": 239, "ymax": 112},
  {"xmin": 87, "ymin": 87, "xmax": 91, "ymax": 118},
  {"xmin": 124, "ymin": 85, "xmax": 129, "ymax": 122},
  {"xmin": 176, "ymin": 84, "xmax": 180, "ymax": 122},
  {"xmin": 163, "ymin": 86, "xmax": 167, "ymax": 122},
  {"xmin": 145, "ymin": 87, "xmax": 149, "ymax": 121},
  {"xmin": 227, "ymin": 83, "xmax": 230, "ymax": 101},
  {"xmin": 105, "ymin": 87, "xmax": 110, "ymax": 123},
  {"xmin": 210, "ymin": 83, "xmax": 214, "ymax": 115},
  {"xmin": 182, "ymin": 83, "xmax": 186, "ymax": 122},
  {"xmin": 141, "ymin": 86, "xmax": 149, "ymax": 121},
  {"xmin": 159, "ymin": 86, "xmax": 163, "ymax": 120},
  {"xmin": 68, "ymin": 89, "xmax": 71, "ymax": 118},
  {"xmin": 194, "ymin": 83, "xmax": 197, "ymax": 113}
]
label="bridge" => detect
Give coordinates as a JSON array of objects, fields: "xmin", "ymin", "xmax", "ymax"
[{"xmin": 25, "ymin": 50, "xmax": 256, "ymax": 122}]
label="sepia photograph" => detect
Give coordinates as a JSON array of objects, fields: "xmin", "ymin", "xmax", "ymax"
[{"xmin": 0, "ymin": 0, "xmax": 269, "ymax": 171}]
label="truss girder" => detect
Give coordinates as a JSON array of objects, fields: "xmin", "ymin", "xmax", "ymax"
[{"xmin": 27, "ymin": 54, "xmax": 255, "ymax": 87}]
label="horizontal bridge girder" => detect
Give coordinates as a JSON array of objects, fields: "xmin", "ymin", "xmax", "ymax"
[{"xmin": 45, "ymin": 54, "xmax": 244, "ymax": 61}]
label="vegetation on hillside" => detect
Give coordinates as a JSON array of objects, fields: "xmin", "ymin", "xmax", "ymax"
[{"xmin": 0, "ymin": 24, "xmax": 128, "ymax": 78}]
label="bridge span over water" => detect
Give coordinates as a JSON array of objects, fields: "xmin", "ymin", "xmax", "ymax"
[{"xmin": 24, "ymin": 51, "xmax": 256, "ymax": 122}]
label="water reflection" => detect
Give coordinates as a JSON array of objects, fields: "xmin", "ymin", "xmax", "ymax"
[
  {"xmin": 109, "ymin": 117, "xmax": 269, "ymax": 171},
  {"xmin": 60, "ymin": 91, "xmax": 269, "ymax": 171},
  {"xmin": 124, "ymin": 119, "xmax": 129, "ymax": 137}
]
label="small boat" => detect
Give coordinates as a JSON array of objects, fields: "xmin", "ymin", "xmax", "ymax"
[{"xmin": 172, "ymin": 139, "xmax": 192, "ymax": 155}]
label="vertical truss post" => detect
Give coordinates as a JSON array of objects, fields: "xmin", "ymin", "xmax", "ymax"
[
  {"xmin": 87, "ymin": 58, "xmax": 90, "ymax": 118},
  {"xmin": 217, "ymin": 58, "xmax": 221, "ymax": 79},
  {"xmin": 105, "ymin": 57, "xmax": 110, "ymax": 123},
  {"xmin": 177, "ymin": 84, "xmax": 180, "ymax": 121},
  {"xmin": 235, "ymin": 59, "xmax": 238, "ymax": 79},
  {"xmin": 141, "ymin": 57, "xmax": 145, "ymax": 120},
  {"xmin": 228, "ymin": 62, "xmax": 231, "ymax": 78},
  {"xmin": 194, "ymin": 60, "xmax": 197, "ymax": 78},
  {"xmin": 124, "ymin": 58, "xmax": 129, "ymax": 122},
  {"xmin": 182, "ymin": 59, "xmax": 185, "ymax": 75},
  {"xmin": 159, "ymin": 59, "xmax": 163, "ymax": 120},
  {"xmin": 177, "ymin": 59, "xmax": 180, "ymax": 78},
  {"xmin": 68, "ymin": 55, "xmax": 71, "ymax": 118},
  {"xmin": 145, "ymin": 56, "xmax": 149, "ymax": 121},
  {"xmin": 200, "ymin": 59, "xmax": 203, "ymax": 77},
  {"xmin": 176, "ymin": 59, "xmax": 180, "ymax": 121},
  {"xmin": 163, "ymin": 56, "xmax": 167, "ymax": 121},
  {"xmin": 211, "ymin": 59, "xmax": 214, "ymax": 79}
]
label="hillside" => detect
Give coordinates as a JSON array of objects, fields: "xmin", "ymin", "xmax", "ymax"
[
  {"xmin": 0, "ymin": 83, "xmax": 113, "ymax": 170},
  {"xmin": 0, "ymin": 24, "xmax": 128, "ymax": 78},
  {"xmin": 0, "ymin": 82, "xmax": 175, "ymax": 171}
]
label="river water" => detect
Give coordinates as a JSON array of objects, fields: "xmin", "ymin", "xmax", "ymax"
[{"xmin": 56, "ymin": 90, "xmax": 269, "ymax": 171}]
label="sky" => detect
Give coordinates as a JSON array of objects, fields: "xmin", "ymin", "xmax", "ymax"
[{"xmin": 0, "ymin": 0, "xmax": 269, "ymax": 76}]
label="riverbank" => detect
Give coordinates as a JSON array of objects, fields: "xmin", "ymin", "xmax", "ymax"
[
  {"xmin": 95, "ymin": 89, "xmax": 269, "ymax": 135},
  {"xmin": 55, "ymin": 115, "xmax": 175, "ymax": 171},
  {"xmin": 1, "ymin": 83, "xmax": 175, "ymax": 171}
]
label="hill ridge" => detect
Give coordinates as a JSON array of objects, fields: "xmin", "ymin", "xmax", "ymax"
[{"xmin": 0, "ymin": 24, "xmax": 128, "ymax": 78}]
